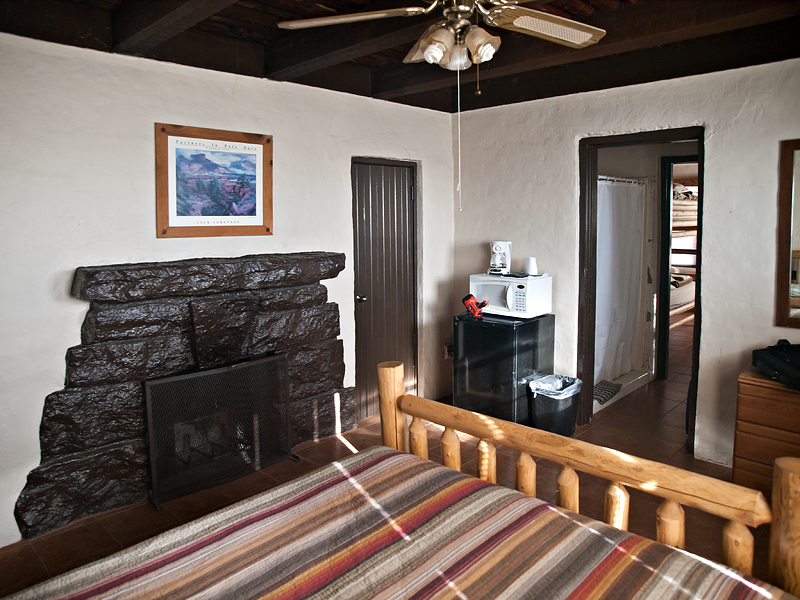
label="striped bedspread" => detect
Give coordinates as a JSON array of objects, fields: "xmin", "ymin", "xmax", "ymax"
[{"xmin": 12, "ymin": 446, "xmax": 794, "ymax": 600}]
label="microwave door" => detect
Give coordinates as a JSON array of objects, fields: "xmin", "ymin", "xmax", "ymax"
[
  {"xmin": 476, "ymin": 282, "xmax": 511, "ymax": 312},
  {"xmin": 475, "ymin": 284, "xmax": 495, "ymax": 309}
]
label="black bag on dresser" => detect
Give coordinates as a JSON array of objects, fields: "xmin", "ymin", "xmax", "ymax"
[{"xmin": 752, "ymin": 339, "xmax": 800, "ymax": 390}]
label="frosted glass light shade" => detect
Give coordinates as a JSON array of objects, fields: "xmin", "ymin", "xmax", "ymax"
[
  {"xmin": 442, "ymin": 44, "xmax": 472, "ymax": 71},
  {"xmin": 465, "ymin": 26, "xmax": 501, "ymax": 64},
  {"xmin": 421, "ymin": 27, "xmax": 455, "ymax": 65}
]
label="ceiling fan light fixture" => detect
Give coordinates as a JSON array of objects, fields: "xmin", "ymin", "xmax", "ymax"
[
  {"xmin": 465, "ymin": 26, "xmax": 501, "ymax": 64},
  {"xmin": 441, "ymin": 44, "xmax": 472, "ymax": 71},
  {"xmin": 421, "ymin": 27, "xmax": 456, "ymax": 64}
]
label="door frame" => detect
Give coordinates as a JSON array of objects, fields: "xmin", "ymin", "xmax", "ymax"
[
  {"xmin": 351, "ymin": 157, "xmax": 419, "ymax": 420},
  {"xmin": 577, "ymin": 127, "xmax": 704, "ymax": 428}
]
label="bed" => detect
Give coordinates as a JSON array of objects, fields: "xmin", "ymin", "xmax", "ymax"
[
  {"xmin": 9, "ymin": 362, "xmax": 800, "ymax": 600},
  {"xmin": 670, "ymin": 273, "xmax": 695, "ymax": 309}
]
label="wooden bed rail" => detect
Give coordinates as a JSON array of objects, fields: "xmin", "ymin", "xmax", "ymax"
[{"xmin": 377, "ymin": 361, "xmax": 799, "ymax": 590}]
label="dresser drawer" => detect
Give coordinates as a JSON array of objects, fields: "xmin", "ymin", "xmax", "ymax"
[
  {"xmin": 734, "ymin": 429, "xmax": 800, "ymax": 468},
  {"xmin": 736, "ymin": 391, "xmax": 800, "ymax": 432}
]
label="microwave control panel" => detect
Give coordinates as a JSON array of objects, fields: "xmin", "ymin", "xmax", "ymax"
[{"xmin": 512, "ymin": 284, "xmax": 527, "ymax": 312}]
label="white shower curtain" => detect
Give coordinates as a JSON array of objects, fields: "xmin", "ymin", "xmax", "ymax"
[{"xmin": 594, "ymin": 179, "xmax": 646, "ymax": 385}]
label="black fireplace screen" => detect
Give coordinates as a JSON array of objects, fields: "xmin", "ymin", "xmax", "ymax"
[{"xmin": 145, "ymin": 354, "xmax": 290, "ymax": 508}]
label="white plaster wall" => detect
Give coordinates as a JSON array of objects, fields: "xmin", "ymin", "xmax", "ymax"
[
  {"xmin": 455, "ymin": 58, "xmax": 800, "ymax": 465},
  {"xmin": 0, "ymin": 33, "xmax": 454, "ymax": 546}
]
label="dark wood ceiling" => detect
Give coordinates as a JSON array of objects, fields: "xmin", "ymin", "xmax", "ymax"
[{"xmin": 2, "ymin": 0, "xmax": 799, "ymax": 112}]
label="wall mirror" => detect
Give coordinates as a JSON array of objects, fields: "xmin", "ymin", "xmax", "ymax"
[{"xmin": 776, "ymin": 138, "xmax": 800, "ymax": 327}]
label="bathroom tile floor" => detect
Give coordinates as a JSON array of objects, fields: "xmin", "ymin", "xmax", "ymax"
[{"xmin": 0, "ymin": 321, "xmax": 771, "ymax": 596}]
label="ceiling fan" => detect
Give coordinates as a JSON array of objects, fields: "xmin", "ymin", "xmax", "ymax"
[{"xmin": 278, "ymin": 1, "xmax": 606, "ymax": 72}]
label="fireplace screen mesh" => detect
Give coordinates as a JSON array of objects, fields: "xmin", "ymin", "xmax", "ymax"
[{"xmin": 145, "ymin": 354, "xmax": 289, "ymax": 508}]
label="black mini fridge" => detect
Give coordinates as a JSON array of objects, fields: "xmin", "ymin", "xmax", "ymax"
[{"xmin": 453, "ymin": 313, "xmax": 555, "ymax": 425}]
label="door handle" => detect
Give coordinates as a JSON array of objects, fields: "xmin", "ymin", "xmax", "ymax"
[{"xmin": 355, "ymin": 295, "xmax": 368, "ymax": 302}]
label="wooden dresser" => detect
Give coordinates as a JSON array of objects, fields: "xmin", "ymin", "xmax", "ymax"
[{"xmin": 734, "ymin": 371, "xmax": 800, "ymax": 497}]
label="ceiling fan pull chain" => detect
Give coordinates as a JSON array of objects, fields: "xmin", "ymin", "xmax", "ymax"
[
  {"xmin": 457, "ymin": 68, "xmax": 462, "ymax": 212},
  {"xmin": 474, "ymin": 8, "xmax": 482, "ymax": 96}
]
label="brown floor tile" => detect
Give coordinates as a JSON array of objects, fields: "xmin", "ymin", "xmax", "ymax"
[
  {"xmin": 423, "ymin": 428, "xmax": 443, "ymax": 450},
  {"xmin": 669, "ymin": 373, "xmax": 693, "ymax": 384},
  {"xmin": 667, "ymin": 448, "xmax": 731, "ymax": 481},
  {"xmin": 584, "ymin": 403, "xmax": 618, "ymax": 424},
  {"xmin": 668, "ymin": 355, "xmax": 694, "ymax": 368},
  {"xmin": 661, "ymin": 406, "xmax": 687, "ymax": 428},
  {"xmin": 460, "ymin": 458, "xmax": 479, "ymax": 478},
  {"xmin": 30, "ymin": 519, "xmax": 123, "ymax": 577},
  {"xmin": 260, "ymin": 455, "xmax": 319, "ymax": 484},
  {"xmin": 217, "ymin": 470, "xmax": 281, "ymax": 504},
  {"xmin": 577, "ymin": 472, "xmax": 612, "ymax": 522},
  {"xmin": 659, "ymin": 387, "xmax": 691, "ymax": 402},
  {"xmin": 293, "ymin": 436, "xmax": 360, "ymax": 466},
  {"xmin": 160, "ymin": 485, "xmax": 234, "ymax": 524},
  {"xmin": 97, "ymin": 500, "xmax": 182, "ymax": 549},
  {"xmin": 752, "ymin": 524, "xmax": 771, "ymax": 582},
  {"xmin": 340, "ymin": 429, "xmax": 382, "ymax": 451},
  {"xmin": 533, "ymin": 458, "xmax": 562, "ymax": 502},
  {"xmin": 0, "ymin": 541, "xmax": 49, "ymax": 597},
  {"xmin": 683, "ymin": 505, "xmax": 727, "ymax": 565},
  {"xmin": 635, "ymin": 394, "xmax": 684, "ymax": 413},
  {"xmin": 494, "ymin": 450, "xmax": 519, "ymax": 483},
  {"xmin": 427, "ymin": 444, "xmax": 443, "ymax": 464},
  {"xmin": 574, "ymin": 426, "xmax": 632, "ymax": 452},
  {"xmin": 625, "ymin": 488, "xmax": 663, "ymax": 541},
  {"xmin": 624, "ymin": 437, "xmax": 686, "ymax": 465},
  {"xmin": 642, "ymin": 422, "xmax": 689, "ymax": 446},
  {"xmin": 357, "ymin": 415, "xmax": 381, "ymax": 429}
]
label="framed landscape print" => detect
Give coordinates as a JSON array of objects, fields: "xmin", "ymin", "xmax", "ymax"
[{"xmin": 155, "ymin": 123, "xmax": 273, "ymax": 238}]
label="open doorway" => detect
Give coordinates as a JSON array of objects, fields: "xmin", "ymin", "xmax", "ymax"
[
  {"xmin": 660, "ymin": 156, "xmax": 700, "ymax": 451},
  {"xmin": 577, "ymin": 128, "xmax": 704, "ymax": 451}
]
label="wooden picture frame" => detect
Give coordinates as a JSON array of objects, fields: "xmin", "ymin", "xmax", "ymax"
[{"xmin": 155, "ymin": 123, "xmax": 273, "ymax": 238}]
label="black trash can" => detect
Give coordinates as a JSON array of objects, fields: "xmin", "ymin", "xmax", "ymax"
[{"xmin": 527, "ymin": 375, "xmax": 582, "ymax": 436}]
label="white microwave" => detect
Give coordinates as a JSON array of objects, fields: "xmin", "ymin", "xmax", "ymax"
[{"xmin": 469, "ymin": 273, "xmax": 552, "ymax": 319}]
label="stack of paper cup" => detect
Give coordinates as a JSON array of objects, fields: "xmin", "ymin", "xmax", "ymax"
[{"xmin": 525, "ymin": 257, "xmax": 538, "ymax": 276}]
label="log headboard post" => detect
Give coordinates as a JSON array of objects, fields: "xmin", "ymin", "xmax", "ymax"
[
  {"xmin": 377, "ymin": 361, "xmax": 406, "ymax": 451},
  {"xmin": 770, "ymin": 457, "xmax": 800, "ymax": 595}
]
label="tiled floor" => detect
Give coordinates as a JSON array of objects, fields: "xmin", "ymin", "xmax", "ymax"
[{"xmin": 0, "ymin": 320, "xmax": 770, "ymax": 596}]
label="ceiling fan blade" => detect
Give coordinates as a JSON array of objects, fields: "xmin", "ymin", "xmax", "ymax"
[
  {"xmin": 403, "ymin": 21, "xmax": 447, "ymax": 63},
  {"xmin": 483, "ymin": 6, "xmax": 605, "ymax": 49},
  {"xmin": 278, "ymin": 7, "xmax": 428, "ymax": 30}
]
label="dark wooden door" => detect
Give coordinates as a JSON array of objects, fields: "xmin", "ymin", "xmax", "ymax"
[{"xmin": 352, "ymin": 159, "xmax": 418, "ymax": 419}]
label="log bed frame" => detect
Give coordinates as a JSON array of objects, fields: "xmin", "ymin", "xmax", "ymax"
[{"xmin": 377, "ymin": 361, "xmax": 800, "ymax": 595}]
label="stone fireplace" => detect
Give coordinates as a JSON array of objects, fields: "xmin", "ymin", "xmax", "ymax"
[{"xmin": 15, "ymin": 252, "xmax": 355, "ymax": 538}]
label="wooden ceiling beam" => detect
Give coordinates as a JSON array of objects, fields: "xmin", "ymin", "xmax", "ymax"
[
  {"xmin": 141, "ymin": 27, "xmax": 265, "ymax": 77},
  {"xmin": 265, "ymin": 15, "xmax": 440, "ymax": 81},
  {"xmin": 459, "ymin": 15, "xmax": 800, "ymax": 112},
  {"xmin": 113, "ymin": 0, "xmax": 239, "ymax": 54},
  {"xmin": 372, "ymin": 0, "xmax": 800, "ymax": 100}
]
